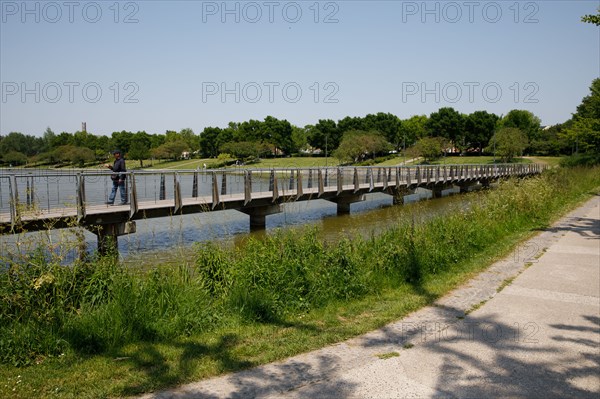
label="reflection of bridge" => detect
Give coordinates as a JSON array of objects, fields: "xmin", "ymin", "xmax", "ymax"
[{"xmin": 0, "ymin": 164, "xmax": 545, "ymax": 253}]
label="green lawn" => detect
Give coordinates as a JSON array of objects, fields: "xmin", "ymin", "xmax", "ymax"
[
  {"xmin": 246, "ymin": 157, "xmax": 340, "ymax": 169},
  {"xmin": 407, "ymin": 156, "xmax": 533, "ymax": 166},
  {"xmin": 118, "ymin": 155, "xmax": 553, "ymax": 171},
  {"xmin": 525, "ymin": 156, "xmax": 564, "ymax": 167},
  {"xmin": 373, "ymin": 156, "xmax": 411, "ymax": 166},
  {"xmin": 141, "ymin": 158, "xmax": 215, "ymax": 170},
  {"xmin": 142, "ymin": 157, "xmax": 341, "ymax": 170}
]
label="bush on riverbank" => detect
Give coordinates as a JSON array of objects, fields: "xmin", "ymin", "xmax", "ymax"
[
  {"xmin": 560, "ymin": 153, "xmax": 600, "ymax": 167},
  {"xmin": 1, "ymin": 167, "xmax": 599, "ymax": 367}
]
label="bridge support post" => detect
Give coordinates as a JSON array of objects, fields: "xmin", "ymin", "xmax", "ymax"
[
  {"xmin": 456, "ymin": 182, "xmax": 480, "ymax": 193},
  {"xmin": 92, "ymin": 221, "xmax": 136, "ymax": 257},
  {"xmin": 432, "ymin": 183, "xmax": 459, "ymax": 198},
  {"xmin": 391, "ymin": 187, "xmax": 415, "ymax": 205},
  {"xmin": 240, "ymin": 205, "xmax": 282, "ymax": 231},
  {"xmin": 331, "ymin": 194, "xmax": 365, "ymax": 215}
]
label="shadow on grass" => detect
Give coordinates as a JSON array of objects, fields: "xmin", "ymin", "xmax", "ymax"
[
  {"xmin": 115, "ymin": 318, "xmax": 325, "ymax": 397},
  {"xmin": 117, "ymin": 333, "xmax": 253, "ymax": 397}
]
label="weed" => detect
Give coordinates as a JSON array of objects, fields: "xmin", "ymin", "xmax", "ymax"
[{"xmin": 376, "ymin": 351, "xmax": 400, "ymax": 359}]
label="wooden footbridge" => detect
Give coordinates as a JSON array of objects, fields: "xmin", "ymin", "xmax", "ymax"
[{"xmin": 0, "ymin": 163, "xmax": 545, "ymax": 253}]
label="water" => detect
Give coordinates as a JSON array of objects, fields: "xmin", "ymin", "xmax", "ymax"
[
  {"xmin": 121, "ymin": 191, "xmax": 472, "ymax": 267},
  {"xmin": 0, "ymin": 168, "xmax": 475, "ymax": 266}
]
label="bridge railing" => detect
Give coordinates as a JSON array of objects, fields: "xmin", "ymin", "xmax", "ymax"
[{"xmin": 0, "ymin": 163, "xmax": 545, "ymax": 227}]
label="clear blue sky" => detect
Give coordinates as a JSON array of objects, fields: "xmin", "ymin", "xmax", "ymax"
[{"xmin": 1, "ymin": 0, "xmax": 599, "ymax": 137}]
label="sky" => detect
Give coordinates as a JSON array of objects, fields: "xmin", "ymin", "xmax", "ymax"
[{"xmin": 1, "ymin": 0, "xmax": 599, "ymax": 137}]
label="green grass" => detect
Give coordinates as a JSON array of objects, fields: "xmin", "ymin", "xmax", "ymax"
[
  {"xmin": 142, "ymin": 157, "xmax": 339, "ymax": 170},
  {"xmin": 1, "ymin": 166, "xmax": 599, "ymax": 398},
  {"xmin": 238, "ymin": 157, "xmax": 340, "ymax": 169},
  {"xmin": 376, "ymin": 351, "xmax": 400, "ymax": 359},
  {"xmin": 142, "ymin": 158, "xmax": 216, "ymax": 170},
  {"xmin": 408, "ymin": 156, "xmax": 533, "ymax": 166},
  {"xmin": 373, "ymin": 156, "xmax": 410, "ymax": 166},
  {"xmin": 526, "ymin": 156, "xmax": 564, "ymax": 168}
]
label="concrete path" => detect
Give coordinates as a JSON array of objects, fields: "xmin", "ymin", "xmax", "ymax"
[{"xmin": 142, "ymin": 195, "xmax": 599, "ymax": 399}]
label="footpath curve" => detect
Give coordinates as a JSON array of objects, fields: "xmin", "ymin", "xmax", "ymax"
[{"xmin": 140, "ymin": 195, "xmax": 600, "ymax": 399}]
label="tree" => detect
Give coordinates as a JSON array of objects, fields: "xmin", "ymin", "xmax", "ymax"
[
  {"xmin": 129, "ymin": 132, "xmax": 152, "ymax": 167},
  {"xmin": 52, "ymin": 145, "xmax": 95, "ymax": 166},
  {"xmin": 199, "ymin": 127, "xmax": 222, "ymax": 158},
  {"xmin": 52, "ymin": 132, "xmax": 72, "ymax": 148},
  {"xmin": 179, "ymin": 128, "xmax": 199, "ymax": 152},
  {"xmin": 562, "ymin": 117, "xmax": 600, "ymax": 155},
  {"xmin": 332, "ymin": 131, "xmax": 391, "ymax": 164},
  {"xmin": 486, "ymin": 128, "xmax": 528, "ymax": 162},
  {"xmin": 307, "ymin": 119, "xmax": 341, "ymax": 152},
  {"xmin": 262, "ymin": 116, "xmax": 294, "ymax": 155},
  {"xmin": 575, "ymin": 78, "xmax": 600, "ymax": 120},
  {"xmin": 464, "ymin": 111, "xmax": 500, "ymax": 153},
  {"xmin": 498, "ymin": 110, "xmax": 541, "ymax": 144},
  {"xmin": 0, "ymin": 132, "xmax": 39, "ymax": 156},
  {"xmin": 530, "ymin": 124, "xmax": 569, "ymax": 156},
  {"xmin": 414, "ymin": 137, "xmax": 446, "ymax": 163},
  {"xmin": 111, "ymin": 131, "xmax": 134, "ymax": 153},
  {"xmin": 2, "ymin": 150, "xmax": 28, "ymax": 166},
  {"xmin": 556, "ymin": 78, "xmax": 600, "ymax": 158},
  {"xmin": 426, "ymin": 107, "xmax": 465, "ymax": 146},
  {"xmin": 362, "ymin": 113, "xmax": 402, "ymax": 149},
  {"xmin": 399, "ymin": 115, "xmax": 428, "ymax": 149},
  {"xmin": 41, "ymin": 127, "xmax": 55, "ymax": 153},
  {"xmin": 164, "ymin": 130, "xmax": 181, "ymax": 143},
  {"xmin": 151, "ymin": 140, "xmax": 189, "ymax": 160},
  {"xmin": 68, "ymin": 147, "xmax": 96, "ymax": 167},
  {"xmin": 291, "ymin": 126, "xmax": 309, "ymax": 153},
  {"xmin": 71, "ymin": 130, "xmax": 96, "ymax": 149},
  {"xmin": 337, "ymin": 116, "xmax": 364, "ymax": 133},
  {"xmin": 581, "ymin": 7, "xmax": 600, "ymax": 25},
  {"xmin": 236, "ymin": 119, "xmax": 264, "ymax": 143},
  {"xmin": 149, "ymin": 134, "xmax": 165, "ymax": 150},
  {"xmin": 220, "ymin": 141, "xmax": 270, "ymax": 160}
]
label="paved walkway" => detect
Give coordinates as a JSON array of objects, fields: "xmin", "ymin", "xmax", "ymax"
[{"xmin": 142, "ymin": 195, "xmax": 600, "ymax": 399}]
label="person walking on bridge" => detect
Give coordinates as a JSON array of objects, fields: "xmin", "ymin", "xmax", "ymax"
[{"xmin": 104, "ymin": 150, "xmax": 127, "ymax": 205}]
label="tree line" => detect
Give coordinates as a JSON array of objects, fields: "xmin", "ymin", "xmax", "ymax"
[{"xmin": 1, "ymin": 78, "xmax": 598, "ymax": 167}]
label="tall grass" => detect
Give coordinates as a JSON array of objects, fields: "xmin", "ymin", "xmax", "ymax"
[{"xmin": 1, "ymin": 166, "xmax": 598, "ymax": 367}]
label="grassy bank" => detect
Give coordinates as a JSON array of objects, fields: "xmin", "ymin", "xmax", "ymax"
[{"xmin": 1, "ymin": 166, "xmax": 598, "ymax": 398}]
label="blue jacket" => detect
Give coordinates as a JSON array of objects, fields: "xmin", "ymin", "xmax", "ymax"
[{"xmin": 110, "ymin": 157, "xmax": 127, "ymax": 180}]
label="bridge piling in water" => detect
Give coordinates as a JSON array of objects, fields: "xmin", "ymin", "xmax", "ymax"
[
  {"xmin": 241, "ymin": 204, "xmax": 282, "ymax": 230},
  {"xmin": 92, "ymin": 221, "xmax": 136, "ymax": 256},
  {"xmin": 331, "ymin": 194, "xmax": 366, "ymax": 215}
]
